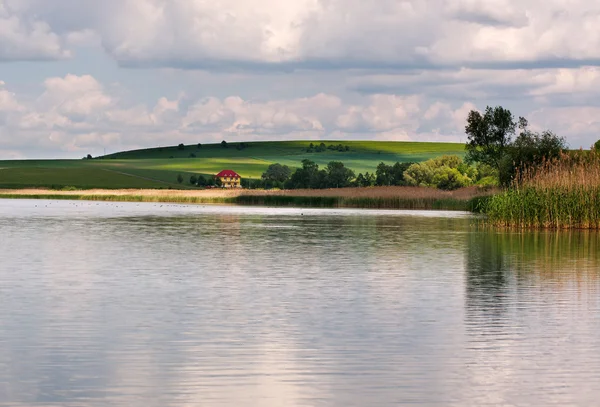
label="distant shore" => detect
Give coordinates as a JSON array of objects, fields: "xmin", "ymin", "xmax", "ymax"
[{"xmin": 0, "ymin": 186, "xmax": 494, "ymax": 211}]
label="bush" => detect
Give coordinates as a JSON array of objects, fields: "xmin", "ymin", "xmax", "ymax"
[
  {"xmin": 196, "ymin": 175, "xmax": 207, "ymax": 186},
  {"xmin": 404, "ymin": 162, "xmax": 435, "ymax": 187},
  {"xmin": 404, "ymin": 155, "xmax": 476, "ymax": 190},
  {"xmin": 177, "ymin": 174, "xmax": 183, "ymax": 184},
  {"xmin": 190, "ymin": 175, "xmax": 198, "ymax": 185},
  {"xmin": 433, "ymin": 167, "xmax": 472, "ymax": 190},
  {"xmin": 476, "ymin": 176, "xmax": 499, "ymax": 188},
  {"xmin": 177, "ymin": 143, "xmax": 185, "ymax": 150}
]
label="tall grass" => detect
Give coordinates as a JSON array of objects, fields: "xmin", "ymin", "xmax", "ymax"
[
  {"xmin": 0, "ymin": 186, "xmax": 491, "ymax": 211},
  {"xmin": 0, "ymin": 193, "xmax": 478, "ymax": 210},
  {"xmin": 484, "ymin": 150, "xmax": 600, "ymax": 228}
]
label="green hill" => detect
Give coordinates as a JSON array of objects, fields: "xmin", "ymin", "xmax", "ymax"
[{"xmin": 0, "ymin": 140, "xmax": 466, "ymax": 189}]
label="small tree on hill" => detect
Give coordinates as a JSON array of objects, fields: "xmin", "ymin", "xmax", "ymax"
[
  {"xmin": 190, "ymin": 175, "xmax": 198, "ymax": 185},
  {"xmin": 221, "ymin": 140, "xmax": 228, "ymax": 148},
  {"xmin": 177, "ymin": 174, "xmax": 184, "ymax": 184},
  {"xmin": 178, "ymin": 143, "xmax": 185, "ymax": 150}
]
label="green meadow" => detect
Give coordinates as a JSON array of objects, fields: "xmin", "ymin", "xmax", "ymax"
[{"xmin": 0, "ymin": 140, "xmax": 466, "ymax": 189}]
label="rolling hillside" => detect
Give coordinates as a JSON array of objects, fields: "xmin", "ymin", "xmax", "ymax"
[{"xmin": 0, "ymin": 140, "xmax": 466, "ymax": 189}]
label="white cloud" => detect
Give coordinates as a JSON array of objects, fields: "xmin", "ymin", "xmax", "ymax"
[
  {"xmin": 0, "ymin": 2, "xmax": 70, "ymax": 61},
  {"xmin": 3, "ymin": 0, "xmax": 600, "ymax": 69},
  {"xmin": 2, "ymin": 72, "xmax": 600, "ymax": 158},
  {"xmin": 38, "ymin": 74, "xmax": 113, "ymax": 117},
  {"xmin": 336, "ymin": 95, "xmax": 421, "ymax": 133},
  {"xmin": 0, "ymin": 75, "xmax": 479, "ymax": 157},
  {"xmin": 529, "ymin": 107, "xmax": 600, "ymax": 148},
  {"xmin": 0, "ymin": 81, "xmax": 23, "ymax": 112}
]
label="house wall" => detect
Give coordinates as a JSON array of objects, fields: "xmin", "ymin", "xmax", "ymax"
[{"xmin": 219, "ymin": 177, "xmax": 241, "ymax": 188}]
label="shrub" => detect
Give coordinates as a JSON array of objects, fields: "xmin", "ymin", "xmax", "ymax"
[
  {"xmin": 404, "ymin": 162, "xmax": 435, "ymax": 187},
  {"xmin": 433, "ymin": 167, "xmax": 472, "ymax": 191},
  {"xmin": 476, "ymin": 176, "xmax": 499, "ymax": 188},
  {"xmin": 404, "ymin": 155, "xmax": 476, "ymax": 190},
  {"xmin": 196, "ymin": 175, "xmax": 207, "ymax": 186}
]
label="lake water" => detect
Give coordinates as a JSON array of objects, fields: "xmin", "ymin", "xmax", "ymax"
[{"xmin": 0, "ymin": 199, "xmax": 599, "ymax": 407}]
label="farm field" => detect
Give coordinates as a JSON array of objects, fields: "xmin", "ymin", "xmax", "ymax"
[{"xmin": 0, "ymin": 140, "xmax": 466, "ymax": 189}]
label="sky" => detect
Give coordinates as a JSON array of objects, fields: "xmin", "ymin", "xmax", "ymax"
[{"xmin": 1, "ymin": 0, "xmax": 600, "ymax": 159}]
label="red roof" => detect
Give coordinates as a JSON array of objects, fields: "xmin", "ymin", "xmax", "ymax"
[{"xmin": 216, "ymin": 169, "xmax": 240, "ymax": 178}]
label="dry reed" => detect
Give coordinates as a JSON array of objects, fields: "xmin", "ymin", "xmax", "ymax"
[
  {"xmin": 0, "ymin": 186, "xmax": 494, "ymax": 211},
  {"xmin": 485, "ymin": 149, "xmax": 600, "ymax": 228}
]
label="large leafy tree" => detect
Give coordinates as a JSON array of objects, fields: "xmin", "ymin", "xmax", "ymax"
[
  {"xmin": 375, "ymin": 162, "xmax": 393, "ymax": 186},
  {"xmin": 287, "ymin": 159, "xmax": 321, "ymax": 189},
  {"xmin": 325, "ymin": 161, "xmax": 355, "ymax": 188},
  {"xmin": 261, "ymin": 163, "xmax": 292, "ymax": 184},
  {"xmin": 465, "ymin": 108, "xmax": 568, "ymax": 186},
  {"xmin": 501, "ymin": 118, "xmax": 567, "ymax": 185},
  {"xmin": 595, "ymin": 139, "xmax": 600, "ymax": 151},
  {"xmin": 465, "ymin": 106, "xmax": 517, "ymax": 170}
]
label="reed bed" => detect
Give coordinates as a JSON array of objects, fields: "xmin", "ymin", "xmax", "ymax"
[
  {"xmin": 0, "ymin": 186, "xmax": 493, "ymax": 211},
  {"xmin": 484, "ymin": 150, "xmax": 600, "ymax": 228}
]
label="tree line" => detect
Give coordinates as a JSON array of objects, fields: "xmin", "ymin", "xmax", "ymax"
[
  {"xmin": 179, "ymin": 155, "xmax": 498, "ymax": 190},
  {"xmin": 254, "ymin": 156, "xmax": 494, "ymax": 190}
]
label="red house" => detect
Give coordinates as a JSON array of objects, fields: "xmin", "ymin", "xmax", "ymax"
[{"xmin": 215, "ymin": 170, "xmax": 241, "ymax": 188}]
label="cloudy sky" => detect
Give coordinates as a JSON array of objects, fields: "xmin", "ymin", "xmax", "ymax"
[{"xmin": 1, "ymin": 0, "xmax": 600, "ymax": 158}]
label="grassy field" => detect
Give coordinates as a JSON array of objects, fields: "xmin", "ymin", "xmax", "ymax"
[{"xmin": 0, "ymin": 140, "xmax": 466, "ymax": 189}]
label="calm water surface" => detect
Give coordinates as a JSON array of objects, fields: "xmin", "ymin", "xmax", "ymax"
[{"xmin": 0, "ymin": 199, "xmax": 599, "ymax": 406}]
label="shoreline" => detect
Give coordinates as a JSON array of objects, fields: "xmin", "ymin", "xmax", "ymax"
[{"xmin": 0, "ymin": 186, "xmax": 494, "ymax": 212}]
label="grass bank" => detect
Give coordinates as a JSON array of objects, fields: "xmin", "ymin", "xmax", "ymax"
[
  {"xmin": 0, "ymin": 186, "xmax": 493, "ymax": 211},
  {"xmin": 483, "ymin": 151, "xmax": 600, "ymax": 229},
  {"xmin": 0, "ymin": 140, "xmax": 466, "ymax": 189}
]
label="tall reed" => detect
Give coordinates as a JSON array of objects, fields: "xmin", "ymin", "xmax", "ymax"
[
  {"xmin": 485, "ymin": 149, "xmax": 600, "ymax": 228},
  {"xmin": 0, "ymin": 192, "xmax": 481, "ymax": 211}
]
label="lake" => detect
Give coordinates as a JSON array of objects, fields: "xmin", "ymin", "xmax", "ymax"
[{"xmin": 0, "ymin": 199, "xmax": 599, "ymax": 406}]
